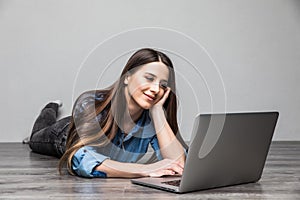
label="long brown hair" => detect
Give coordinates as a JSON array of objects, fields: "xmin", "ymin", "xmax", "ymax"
[{"xmin": 58, "ymin": 48, "xmax": 187, "ymax": 175}]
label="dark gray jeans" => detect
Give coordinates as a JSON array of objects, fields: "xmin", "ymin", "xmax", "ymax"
[{"xmin": 29, "ymin": 103, "xmax": 71, "ymax": 158}]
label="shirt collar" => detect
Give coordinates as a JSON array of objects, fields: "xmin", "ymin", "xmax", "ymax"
[{"xmin": 122, "ymin": 110, "xmax": 156, "ymax": 141}]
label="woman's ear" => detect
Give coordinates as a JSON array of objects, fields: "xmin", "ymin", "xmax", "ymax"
[{"xmin": 124, "ymin": 75, "xmax": 130, "ymax": 85}]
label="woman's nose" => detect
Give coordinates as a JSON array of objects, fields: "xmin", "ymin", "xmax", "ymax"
[{"xmin": 149, "ymin": 82, "xmax": 160, "ymax": 93}]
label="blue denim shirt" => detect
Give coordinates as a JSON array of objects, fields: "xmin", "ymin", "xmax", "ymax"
[{"xmin": 71, "ymin": 91, "xmax": 163, "ymax": 178}]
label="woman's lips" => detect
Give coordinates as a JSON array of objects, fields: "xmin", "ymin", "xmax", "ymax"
[{"xmin": 144, "ymin": 93, "xmax": 155, "ymax": 101}]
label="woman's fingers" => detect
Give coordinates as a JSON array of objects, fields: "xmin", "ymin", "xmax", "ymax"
[
  {"xmin": 160, "ymin": 87, "xmax": 171, "ymax": 104},
  {"xmin": 149, "ymin": 169, "xmax": 175, "ymax": 177},
  {"xmin": 153, "ymin": 87, "xmax": 171, "ymax": 107},
  {"xmin": 147, "ymin": 159, "xmax": 184, "ymax": 177},
  {"xmin": 168, "ymin": 162, "xmax": 183, "ymax": 175},
  {"xmin": 163, "ymin": 160, "xmax": 184, "ymax": 175}
]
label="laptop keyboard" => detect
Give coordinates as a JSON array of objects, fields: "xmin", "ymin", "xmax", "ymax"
[{"xmin": 162, "ymin": 179, "xmax": 181, "ymax": 187}]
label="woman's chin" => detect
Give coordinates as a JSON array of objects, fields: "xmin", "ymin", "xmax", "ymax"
[
  {"xmin": 138, "ymin": 101, "xmax": 154, "ymax": 110},
  {"xmin": 140, "ymin": 105, "xmax": 152, "ymax": 110},
  {"xmin": 134, "ymin": 97, "xmax": 156, "ymax": 110}
]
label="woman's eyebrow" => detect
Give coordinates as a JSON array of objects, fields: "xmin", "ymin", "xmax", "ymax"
[{"xmin": 145, "ymin": 72, "xmax": 168, "ymax": 82}]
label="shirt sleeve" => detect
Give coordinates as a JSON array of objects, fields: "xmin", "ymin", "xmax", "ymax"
[
  {"xmin": 73, "ymin": 91, "xmax": 97, "ymax": 118},
  {"xmin": 72, "ymin": 90, "xmax": 107, "ymax": 120},
  {"xmin": 72, "ymin": 146, "xmax": 110, "ymax": 178},
  {"xmin": 149, "ymin": 135, "xmax": 163, "ymax": 160}
]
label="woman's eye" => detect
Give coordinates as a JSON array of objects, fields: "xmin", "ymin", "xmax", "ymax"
[{"xmin": 145, "ymin": 76, "xmax": 154, "ymax": 81}]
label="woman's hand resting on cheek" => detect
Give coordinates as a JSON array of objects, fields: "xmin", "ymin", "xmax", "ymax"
[{"xmin": 150, "ymin": 87, "xmax": 171, "ymax": 114}]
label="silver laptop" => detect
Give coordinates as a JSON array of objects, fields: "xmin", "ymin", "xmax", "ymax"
[{"xmin": 131, "ymin": 111, "xmax": 279, "ymax": 193}]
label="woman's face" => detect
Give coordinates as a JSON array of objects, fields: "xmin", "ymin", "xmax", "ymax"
[{"xmin": 124, "ymin": 62, "xmax": 170, "ymax": 111}]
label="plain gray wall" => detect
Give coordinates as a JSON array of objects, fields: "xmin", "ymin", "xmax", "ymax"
[{"xmin": 1, "ymin": 0, "xmax": 299, "ymax": 142}]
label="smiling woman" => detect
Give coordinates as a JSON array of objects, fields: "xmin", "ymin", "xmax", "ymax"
[
  {"xmin": 124, "ymin": 62, "xmax": 170, "ymax": 111},
  {"xmin": 26, "ymin": 48, "xmax": 188, "ymax": 178}
]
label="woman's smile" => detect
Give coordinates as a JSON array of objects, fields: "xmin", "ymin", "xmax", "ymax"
[{"xmin": 143, "ymin": 92, "xmax": 156, "ymax": 101}]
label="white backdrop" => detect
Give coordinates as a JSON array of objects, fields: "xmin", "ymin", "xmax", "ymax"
[{"xmin": 1, "ymin": 0, "xmax": 299, "ymax": 142}]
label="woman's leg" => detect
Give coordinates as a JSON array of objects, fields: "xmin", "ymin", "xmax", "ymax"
[
  {"xmin": 29, "ymin": 102, "xmax": 71, "ymax": 158},
  {"xmin": 30, "ymin": 102, "xmax": 59, "ymax": 137}
]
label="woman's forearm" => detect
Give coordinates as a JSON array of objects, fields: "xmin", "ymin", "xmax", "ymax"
[
  {"xmin": 150, "ymin": 107, "xmax": 186, "ymax": 164},
  {"xmin": 95, "ymin": 158, "xmax": 184, "ymax": 178},
  {"xmin": 95, "ymin": 159, "xmax": 147, "ymax": 178}
]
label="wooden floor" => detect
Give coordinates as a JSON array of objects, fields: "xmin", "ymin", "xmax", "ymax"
[{"xmin": 0, "ymin": 142, "xmax": 299, "ymax": 199}]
